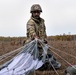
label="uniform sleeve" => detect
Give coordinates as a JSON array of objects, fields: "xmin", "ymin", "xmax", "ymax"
[
  {"xmin": 43, "ymin": 19, "xmax": 47, "ymax": 39},
  {"xmin": 42, "ymin": 23, "xmax": 48, "ymax": 43},
  {"xmin": 27, "ymin": 20, "xmax": 36, "ymax": 39}
]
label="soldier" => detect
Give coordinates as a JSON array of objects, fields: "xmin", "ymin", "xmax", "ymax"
[
  {"xmin": 26, "ymin": 4, "xmax": 47, "ymax": 42},
  {"xmin": 65, "ymin": 65, "xmax": 76, "ymax": 75},
  {"xmin": 26, "ymin": 4, "xmax": 61, "ymax": 70}
]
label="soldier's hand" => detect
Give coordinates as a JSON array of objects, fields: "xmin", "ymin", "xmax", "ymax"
[{"xmin": 33, "ymin": 33, "xmax": 39, "ymax": 39}]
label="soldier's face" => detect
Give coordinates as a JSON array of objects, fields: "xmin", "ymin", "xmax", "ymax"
[{"xmin": 32, "ymin": 11, "xmax": 41, "ymax": 18}]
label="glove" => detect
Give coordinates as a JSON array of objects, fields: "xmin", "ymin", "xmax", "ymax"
[{"xmin": 44, "ymin": 39, "xmax": 48, "ymax": 44}]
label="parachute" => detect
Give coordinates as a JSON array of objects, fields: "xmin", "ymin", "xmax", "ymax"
[
  {"xmin": 0, "ymin": 39, "xmax": 61, "ymax": 75},
  {"xmin": 65, "ymin": 65, "xmax": 76, "ymax": 75}
]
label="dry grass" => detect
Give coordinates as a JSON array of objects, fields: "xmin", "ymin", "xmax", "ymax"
[{"xmin": 0, "ymin": 38, "xmax": 76, "ymax": 75}]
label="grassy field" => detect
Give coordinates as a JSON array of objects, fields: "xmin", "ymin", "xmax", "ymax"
[{"xmin": 0, "ymin": 37, "xmax": 76, "ymax": 75}]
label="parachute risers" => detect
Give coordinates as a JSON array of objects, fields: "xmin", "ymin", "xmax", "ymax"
[{"xmin": 0, "ymin": 39, "xmax": 61, "ymax": 75}]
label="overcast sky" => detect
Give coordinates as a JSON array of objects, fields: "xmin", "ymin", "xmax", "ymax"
[{"xmin": 0, "ymin": 0, "xmax": 76, "ymax": 37}]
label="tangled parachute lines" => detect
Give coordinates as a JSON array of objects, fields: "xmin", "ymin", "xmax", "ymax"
[{"xmin": 0, "ymin": 39, "xmax": 61, "ymax": 75}]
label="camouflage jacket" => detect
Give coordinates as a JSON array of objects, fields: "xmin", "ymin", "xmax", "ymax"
[{"xmin": 26, "ymin": 17, "xmax": 47, "ymax": 41}]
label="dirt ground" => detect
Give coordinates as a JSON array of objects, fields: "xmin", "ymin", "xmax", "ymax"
[{"xmin": 0, "ymin": 39, "xmax": 76, "ymax": 75}]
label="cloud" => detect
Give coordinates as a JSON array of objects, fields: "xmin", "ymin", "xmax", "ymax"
[{"xmin": 0, "ymin": 0, "xmax": 76, "ymax": 36}]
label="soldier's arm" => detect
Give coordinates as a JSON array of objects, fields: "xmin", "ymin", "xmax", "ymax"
[
  {"xmin": 43, "ymin": 22, "xmax": 48, "ymax": 43},
  {"xmin": 27, "ymin": 20, "xmax": 38, "ymax": 40},
  {"xmin": 44, "ymin": 23, "xmax": 47, "ymax": 39},
  {"xmin": 42, "ymin": 18, "xmax": 47, "ymax": 39}
]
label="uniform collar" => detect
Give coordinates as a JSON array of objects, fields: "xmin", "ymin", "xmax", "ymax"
[{"xmin": 31, "ymin": 16, "xmax": 41, "ymax": 23}]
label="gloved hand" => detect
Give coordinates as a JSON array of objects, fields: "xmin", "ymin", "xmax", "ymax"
[
  {"xmin": 31, "ymin": 33, "xmax": 39, "ymax": 40},
  {"xmin": 44, "ymin": 39, "xmax": 48, "ymax": 44}
]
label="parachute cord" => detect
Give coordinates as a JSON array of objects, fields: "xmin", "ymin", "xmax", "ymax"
[
  {"xmin": 50, "ymin": 49, "xmax": 76, "ymax": 70},
  {"xmin": 0, "ymin": 46, "xmax": 25, "ymax": 62},
  {"xmin": 16, "ymin": 40, "xmax": 36, "ymax": 55},
  {"xmin": 0, "ymin": 47, "xmax": 25, "ymax": 64},
  {"xmin": 0, "ymin": 40, "xmax": 36, "ymax": 61},
  {"xmin": 49, "ymin": 45, "xmax": 76, "ymax": 59},
  {"xmin": 36, "ymin": 40, "xmax": 76, "ymax": 70},
  {"xmin": 0, "ymin": 40, "xmax": 35, "ymax": 62},
  {"xmin": 49, "ymin": 60, "xmax": 60, "ymax": 75},
  {"xmin": 0, "ymin": 52, "xmax": 17, "ymax": 63},
  {"xmin": 38, "ymin": 40, "xmax": 59, "ymax": 75},
  {"xmin": 0, "ymin": 46, "xmax": 24, "ymax": 60}
]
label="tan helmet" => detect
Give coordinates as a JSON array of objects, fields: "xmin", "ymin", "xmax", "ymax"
[{"xmin": 30, "ymin": 4, "xmax": 42, "ymax": 13}]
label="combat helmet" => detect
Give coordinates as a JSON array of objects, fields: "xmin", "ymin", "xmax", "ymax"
[{"xmin": 30, "ymin": 4, "xmax": 42, "ymax": 13}]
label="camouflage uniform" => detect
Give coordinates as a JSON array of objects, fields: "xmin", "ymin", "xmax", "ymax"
[{"xmin": 26, "ymin": 17, "xmax": 47, "ymax": 41}]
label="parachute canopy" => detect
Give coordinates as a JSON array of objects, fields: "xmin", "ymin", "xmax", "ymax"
[{"xmin": 0, "ymin": 39, "xmax": 61, "ymax": 75}]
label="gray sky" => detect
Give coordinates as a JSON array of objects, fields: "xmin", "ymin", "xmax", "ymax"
[{"xmin": 0, "ymin": 0, "xmax": 76, "ymax": 37}]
